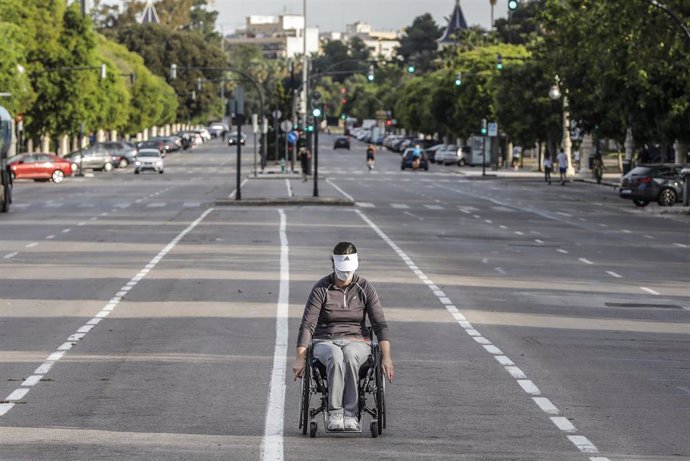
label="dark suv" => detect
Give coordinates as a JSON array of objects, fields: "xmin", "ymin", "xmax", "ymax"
[{"xmin": 619, "ymin": 164, "xmax": 687, "ymax": 207}]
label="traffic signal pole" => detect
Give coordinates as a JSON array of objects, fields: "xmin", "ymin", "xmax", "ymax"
[{"xmin": 313, "ymin": 117, "xmax": 319, "ymax": 197}]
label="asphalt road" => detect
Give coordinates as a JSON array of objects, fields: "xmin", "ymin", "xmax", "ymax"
[{"xmin": 0, "ymin": 135, "xmax": 688, "ymax": 461}]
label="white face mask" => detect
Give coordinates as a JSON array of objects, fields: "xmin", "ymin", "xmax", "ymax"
[{"xmin": 335, "ymin": 270, "xmax": 354, "ymax": 282}]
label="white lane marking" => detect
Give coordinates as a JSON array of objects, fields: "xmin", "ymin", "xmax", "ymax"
[
  {"xmin": 640, "ymin": 287, "xmax": 660, "ymax": 296},
  {"xmin": 354, "ymin": 209, "xmax": 604, "ymax": 459},
  {"xmin": 499, "ymin": 225, "xmax": 508, "ymax": 230},
  {"xmin": 557, "ymin": 249, "xmax": 569, "ymax": 254},
  {"xmin": 590, "ymin": 458, "xmax": 611, "ymax": 461},
  {"xmin": 403, "ymin": 211, "xmax": 423, "ymax": 221},
  {"xmin": 673, "ymin": 243, "xmax": 687, "ymax": 248},
  {"xmin": 517, "ymin": 380, "xmax": 541, "ymax": 395},
  {"xmin": 599, "ymin": 224, "xmax": 608, "ymax": 228},
  {"xmin": 183, "ymin": 202, "xmax": 201, "ymax": 208},
  {"xmin": 579, "ymin": 258, "xmax": 594, "ymax": 265},
  {"xmin": 62, "ymin": 228, "xmax": 71, "ymax": 233},
  {"xmin": 485, "ymin": 219, "xmax": 493, "ymax": 224},
  {"xmin": 229, "ymin": 178, "xmax": 249, "ymax": 199},
  {"xmin": 425, "ymin": 204, "xmax": 444, "ymax": 210},
  {"xmin": 261, "ymin": 209, "xmax": 289, "ymax": 461},
  {"xmin": 78, "ymin": 222, "xmax": 86, "ymax": 226},
  {"xmin": 621, "ymin": 229, "xmax": 631, "ymax": 234},
  {"xmin": 147, "ymin": 203, "xmax": 166, "ymax": 208},
  {"xmin": 533, "ymin": 397, "xmax": 560, "ymax": 415},
  {"xmin": 391, "ymin": 203, "xmax": 410, "ymax": 209},
  {"xmin": 285, "ymin": 179, "xmax": 293, "ymax": 198},
  {"xmin": 568, "ymin": 435, "xmax": 599, "ymax": 454},
  {"xmin": 515, "ymin": 231, "xmax": 524, "ymax": 236},
  {"xmin": 534, "ymin": 239, "xmax": 544, "ymax": 244},
  {"xmin": 481, "ymin": 258, "xmax": 489, "ymax": 264},
  {"xmin": 357, "ymin": 202, "xmax": 375, "ymax": 208},
  {"xmin": 473, "ymin": 214, "xmax": 481, "ymax": 219},
  {"xmin": 46, "ymin": 235, "xmax": 55, "ymax": 240},
  {"xmin": 551, "ymin": 416, "xmax": 577, "ymax": 432},
  {"xmin": 0, "ymin": 208, "xmax": 215, "ymax": 419},
  {"xmin": 26, "ymin": 243, "xmax": 38, "ymax": 248},
  {"xmin": 3, "ymin": 252, "xmax": 18, "ymax": 259},
  {"xmin": 325, "ymin": 178, "xmax": 354, "ymax": 202},
  {"xmin": 494, "ymin": 267, "xmax": 506, "ymax": 275},
  {"xmin": 459, "ymin": 209, "xmax": 472, "ymax": 215},
  {"xmin": 556, "ymin": 211, "xmax": 572, "ymax": 217},
  {"xmin": 606, "ymin": 271, "xmax": 622, "ymax": 279},
  {"xmin": 644, "ymin": 235, "xmax": 654, "ymax": 240}
]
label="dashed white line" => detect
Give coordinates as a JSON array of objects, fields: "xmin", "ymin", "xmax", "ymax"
[
  {"xmin": 568, "ymin": 435, "xmax": 599, "ymax": 454},
  {"xmin": 391, "ymin": 203, "xmax": 410, "ymax": 209},
  {"xmin": 515, "ymin": 231, "xmax": 524, "ymax": 236},
  {"xmin": 644, "ymin": 235, "xmax": 654, "ymax": 240},
  {"xmin": 673, "ymin": 243, "xmax": 687, "ymax": 248},
  {"xmin": 533, "ymin": 397, "xmax": 560, "ymax": 415},
  {"xmin": 551, "ymin": 416, "xmax": 577, "ymax": 433},
  {"xmin": 534, "ymin": 239, "xmax": 544, "ymax": 244},
  {"xmin": 557, "ymin": 249, "xmax": 568, "ymax": 254},
  {"xmin": 3, "ymin": 252, "xmax": 18, "ymax": 259},
  {"xmin": 62, "ymin": 228, "xmax": 71, "ymax": 233},
  {"xmin": 356, "ymin": 202, "xmax": 375, "ymax": 208},
  {"xmin": 579, "ymin": 258, "xmax": 594, "ymax": 265},
  {"xmin": 517, "ymin": 379, "xmax": 541, "ymax": 395},
  {"xmin": 25, "ymin": 243, "xmax": 38, "ymax": 248},
  {"xmin": 640, "ymin": 287, "xmax": 660, "ymax": 296},
  {"xmin": 45, "ymin": 235, "xmax": 55, "ymax": 240},
  {"xmin": 606, "ymin": 271, "xmax": 622, "ymax": 279},
  {"xmin": 621, "ymin": 229, "xmax": 631, "ymax": 234},
  {"xmin": 494, "ymin": 267, "xmax": 506, "ymax": 275},
  {"xmin": 499, "ymin": 225, "xmax": 508, "ymax": 230}
]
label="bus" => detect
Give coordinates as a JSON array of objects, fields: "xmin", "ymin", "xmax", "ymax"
[{"xmin": 0, "ymin": 105, "xmax": 13, "ymax": 213}]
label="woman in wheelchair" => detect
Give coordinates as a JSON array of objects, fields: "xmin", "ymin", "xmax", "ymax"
[{"xmin": 293, "ymin": 242, "xmax": 394, "ymax": 435}]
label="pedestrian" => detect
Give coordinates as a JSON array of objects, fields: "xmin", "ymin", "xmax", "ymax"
[
  {"xmin": 556, "ymin": 148, "xmax": 568, "ymax": 185},
  {"xmin": 293, "ymin": 242, "xmax": 394, "ymax": 432},
  {"xmin": 412, "ymin": 144, "xmax": 422, "ymax": 171},
  {"xmin": 366, "ymin": 144, "xmax": 376, "ymax": 171},
  {"xmin": 512, "ymin": 146, "xmax": 521, "ymax": 170},
  {"xmin": 592, "ymin": 153, "xmax": 606, "ymax": 184},
  {"xmin": 544, "ymin": 154, "xmax": 553, "ymax": 185},
  {"xmin": 299, "ymin": 147, "xmax": 311, "ymax": 182}
]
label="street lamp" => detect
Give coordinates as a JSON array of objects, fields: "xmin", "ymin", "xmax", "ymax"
[{"xmin": 549, "ymin": 75, "xmax": 574, "ymax": 176}]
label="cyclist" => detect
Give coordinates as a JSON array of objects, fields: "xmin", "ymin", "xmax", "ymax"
[{"xmin": 366, "ymin": 144, "xmax": 376, "ymax": 170}]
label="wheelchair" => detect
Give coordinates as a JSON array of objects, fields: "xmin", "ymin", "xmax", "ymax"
[{"xmin": 299, "ymin": 339, "xmax": 386, "ymax": 438}]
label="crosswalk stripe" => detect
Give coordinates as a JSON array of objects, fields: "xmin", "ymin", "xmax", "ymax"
[
  {"xmin": 357, "ymin": 202, "xmax": 375, "ymax": 208},
  {"xmin": 391, "ymin": 203, "xmax": 410, "ymax": 209}
]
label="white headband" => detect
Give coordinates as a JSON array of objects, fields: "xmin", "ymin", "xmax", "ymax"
[{"xmin": 333, "ymin": 253, "xmax": 358, "ymax": 272}]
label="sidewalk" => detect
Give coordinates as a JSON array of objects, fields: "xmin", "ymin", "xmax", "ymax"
[{"xmin": 215, "ymin": 167, "xmax": 353, "ymax": 206}]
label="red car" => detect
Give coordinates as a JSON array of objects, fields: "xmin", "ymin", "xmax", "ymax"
[{"xmin": 8, "ymin": 153, "xmax": 74, "ymax": 183}]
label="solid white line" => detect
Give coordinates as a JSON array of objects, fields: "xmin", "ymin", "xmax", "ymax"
[
  {"xmin": 285, "ymin": 179, "xmax": 293, "ymax": 198},
  {"xmin": 326, "ymin": 178, "xmax": 354, "ymax": 202},
  {"xmin": 3, "ymin": 252, "xmax": 18, "ymax": 259},
  {"xmin": 533, "ymin": 397, "xmax": 560, "ymax": 415},
  {"xmin": 640, "ymin": 287, "xmax": 660, "ymax": 296},
  {"xmin": 261, "ymin": 209, "xmax": 289, "ymax": 461},
  {"xmin": 579, "ymin": 258, "xmax": 594, "ymax": 265},
  {"xmin": 568, "ymin": 435, "xmax": 599, "ymax": 453},
  {"xmin": 606, "ymin": 271, "xmax": 622, "ymax": 279},
  {"xmin": 551, "ymin": 416, "xmax": 577, "ymax": 432}
]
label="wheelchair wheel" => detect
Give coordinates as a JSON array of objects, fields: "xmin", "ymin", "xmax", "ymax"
[
  {"xmin": 309, "ymin": 421, "xmax": 318, "ymax": 438},
  {"xmin": 370, "ymin": 421, "xmax": 378, "ymax": 438},
  {"xmin": 300, "ymin": 359, "xmax": 311, "ymax": 435},
  {"xmin": 375, "ymin": 359, "xmax": 385, "ymax": 434}
]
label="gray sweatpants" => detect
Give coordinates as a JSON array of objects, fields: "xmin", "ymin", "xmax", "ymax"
[{"xmin": 313, "ymin": 339, "xmax": 371, "ymax": 417}]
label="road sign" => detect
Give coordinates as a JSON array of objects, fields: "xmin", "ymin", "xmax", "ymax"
[
  {"xmin": 234, "ymin": 87, "xmax": 245, "ymax": 116},
  {"xmin": 488, "ymin": 122, "xmax": 498, "ymax": 137},
  {"xmin": 272, "ymin": 109, "xmax": 282, "ymax": 119},
  {"xmin": 280, "ymin": 120, "xmax": 293, "ymax": 133},
  {"xmin": 252, "ymin": 114, "xmax": 259, "ymax": 134},
  {"xmin": 287, "ymin": 131, "xmax": 299, "ymax": 145}
]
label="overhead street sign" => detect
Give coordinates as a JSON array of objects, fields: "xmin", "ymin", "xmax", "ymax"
[{"xmin": 280, "ymin": 120, "xmax": 293, "ymax": 133}]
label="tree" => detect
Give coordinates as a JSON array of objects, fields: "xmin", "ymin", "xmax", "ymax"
[{"xmin": 396, "ymin": 13, "xmax": 443, "ymax": 73}]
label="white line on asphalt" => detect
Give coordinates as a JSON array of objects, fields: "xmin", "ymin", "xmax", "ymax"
[
  {"xmin": 261, "ymin": 209, "xmax": 289, "ymax": 461},
  {"xmin": 354, "ymin": 208, "xmax": 607, "ymax": 459},
  {"xmin": 485, "ymin": 219, "xmax": 493, "ymax": 224},
  {"xmin": 674, "ymin": 243, "xmax": 687, "ymax": 248},
  {"xmin": 482, "ymin": 258, "xmax": 489, "ymax": 264},
  {"xmin": 285, "ymin": 179, "xmax": 293, "ymax": 198},
  {"xmin": 392, "ymin": 203, "xmax": 410, "ymax": 209},
  {"xmin": 557, "ymin": 249, "xmax": 569, "ymax": 254},
  {"xmin": 229, "ymin": 178, "xmax": 249, "ymax": 199},
  {"xmin": 3, "ymin": 252, "xmax": 18, "ymax": 259},
  {"xmin": 326, "ymin": 179, "xmax": 354, "ymax": 202},
  {"xmin": 494, "ymin": 267, "xmax": 506, "ymax": 275},
  {"xmin": 590, "ymin": 458, "xmax": 611, "ymax": 461},
  {"xmin": 533, "ymin": 397, "xmax": 560, "ymax": 415},
  {"xmin": 473, "ymin": 214, "xmax": 481, "ymax": 219},
  {"xmin": 640, "ymin": 287, "xmax": 660, "ymax": 296},
  {"xmin": 621, "ymin": 229, "xmax": 631, "ymax": 234},
  {"xmin": 46, "ymin": 235, "xmax": 55, "ymax": 239},
  {"xmin": 0, "ymin": 208, "xmax": 215, "ymax": 420},
  {"xmin": 579, "ymin": 258, "xmax": 594, "ymax": 265},
  {"xmin": 62, "ymin": 228, "xmax": 71, "ymax": 233},
  {"xmin": 644, "ymin": 235, "xmax": 654, "ymax": 240},
  {"xmin": 515, "ymin": 231, "xmax": 524, "ymax": 236},
  {"xmin": 403, "ymin": 211, "xmax": 423, "ymax": 221},
  {"xmin": 599, "ymin": 224, "xmax": 608, "ymax": 228},
  {"xmin": 605, "ymin": 271, "xmax": 622, "ymax": 279},
  {"xmin": 499, "ymin": 225, "xmax": 508, "ymax": 230},
  {"xmin": 425, "ymin": 204, "xmax": 444, "ymax": 210},
  {"xmin": 26, "ymin": 243, "xmax": 38, "ymax": 248},
  {"xmin": 357, "ymin": 202, "xmax": 375, "ymax": 208},
  {"xmin": 534, "ymin": 239, "xmax": 544, "ymax": 244}
]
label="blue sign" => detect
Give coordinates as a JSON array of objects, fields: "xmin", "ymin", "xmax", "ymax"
[{"xmin": 287, "ymin": 131, "xmax": 299, "ymax": 144}]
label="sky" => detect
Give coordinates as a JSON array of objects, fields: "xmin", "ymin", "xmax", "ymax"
[{"xmin": 101, "ymin": 0, "xmax": 508, "ymax": 34}]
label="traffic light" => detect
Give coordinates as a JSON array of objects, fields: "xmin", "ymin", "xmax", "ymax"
[
  {"xmin": 454, "ymin": 72, "xmax": 462, "ymax": 87},
  {"xmin": 508, "ymin": 0, "xmax": 519, "ymax": 11},
  {"xmin": 340, "ymin": 114, "xmax": 347, "ymax": 120},
  {"xmin": 312, "ymin": 107, "xmax": 322, "ymax": 118},
  {"xmin": 496, "ymin": 54, "xmax": 504, "ymax": 71},
  {"xmin": 481, "ymin": 118, "xmax": 487, "ymax": 135},
  {"xmin": 407, "ymin": 65, "xmax": 416, "ymax": 74},
  {"xmin": 385, "ymin": 119, "xmax": 393, "ymax": 127},
  {"xmin": 367, "ymin": 64, "xmax": 375, "ymax": 81}
]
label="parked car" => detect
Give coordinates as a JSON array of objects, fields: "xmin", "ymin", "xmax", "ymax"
[
  {"xmin": 7, "ymin": 153, "xmax": 74, "ymax": 183},
  {"xmin": 149, "ymin": 137, "xmax": 179, "ymax": 153},
  {"xmin": 333, "ymin": 137, "xmax": 350, "ymax": 150},
  {"xmin": 64, "ymin": 146, "xmax": 114, "ymax": 172},
  {"xmin": 426, "ymin": 144, "xmax": 446, "ymax": 163},
  {"xmin": 619, "ymin": 164, "xmax": 687, "ymax": 207},
  {"xmin": 208, "ymin": 123, "xmax": 228, "ymax": 138},
  {"xmin": 227, "ymin": 132, "xmax": 247, "ymax": 145},
  {"xmin": 436, "ymin": 145, "xmax": 469, "ymax": 166},
  {"xmin": 94, "ymin": 142, "xmax": 137, "ymax": 168},
  {"xmin": 400, "ymin": 148, "xmax": 429, "ymax": 171},
  {"xmin": 137, "ymin": 139, "xmax": 166, "ymax": 155},
  {"xmin": 134, "ymin": 149, "xmax": 164, "ymax": 174}
]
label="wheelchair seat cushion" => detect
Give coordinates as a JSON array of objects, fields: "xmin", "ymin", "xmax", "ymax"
[{"xmin": 313, "ymin": 356, "xmax": 373, "ymax": 381}]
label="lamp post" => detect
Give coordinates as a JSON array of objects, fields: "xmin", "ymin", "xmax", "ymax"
[{"xmin": 549, "ymin": 75, "xmax": 574, "ymax": 176}]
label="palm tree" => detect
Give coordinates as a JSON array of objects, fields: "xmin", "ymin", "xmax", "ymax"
[{"xmin": 490, "ymin": 0, "xmax": 497, "ymax": 29}]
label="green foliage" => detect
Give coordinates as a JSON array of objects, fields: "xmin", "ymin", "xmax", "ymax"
[{"xmin": 397, "ymin": 13, "xmax": 443, "ymax": 74}]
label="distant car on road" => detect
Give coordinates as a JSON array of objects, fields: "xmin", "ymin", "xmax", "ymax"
[
  {"xmin": 64, "ymin": 146, "xmax": 114, "ymax": 172},
  {"xmin": 619, "ymin": 164, "xmax": 687, "ymax": 207},
  {"xmin": 227, "ymin": 132, "xmax": 247, "ymax": 146},
  {"xmin": 400, "ymin": 148, "xmax": 429, "ymax": 171},
  {"xmin": 333, "ymin": 137, "xmax": 350, "ymax": 150},
  {"xmin": 134, "ymin": 149, "xmax": 164, "ymax": 174},
  {"xmin": 94, "ymin": 142, "xmax": 137, "ymax": 168},
  {"xmin": 8, "ymin": 153, "xmax": 74, "ymax": 183}
]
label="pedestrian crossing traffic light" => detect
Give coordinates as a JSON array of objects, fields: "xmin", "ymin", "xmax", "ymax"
[
  {"xmin": 508, "ymin": 0, "xmax": 519, "ymax": 11},
  {"xmin": 407, "ymin": 65, "xmax": 416, "ymax": 74},
  {"xmin": 454, "ymin": 72, "xmax": 462, "ymax": 86},
  {"xmin": 481, "ymin": 118, "xmax": 487, "ymax": 135},
  {"xmin": 367, "ymin": 65, "xmax": 375, "ymax": 81},
  {"xmin": 496, "ymin": 54, "xmax": 504, "ymax": 71}
]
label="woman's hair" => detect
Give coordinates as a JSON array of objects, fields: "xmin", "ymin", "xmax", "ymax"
[{"xmin": 333, "ymin": 241, "xmax": 357, "ymax": 255}]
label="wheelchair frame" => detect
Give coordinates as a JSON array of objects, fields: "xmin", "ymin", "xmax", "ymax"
[{"xmin": 299, "ymin": 340, "xmax": 386, "ymax": 438}]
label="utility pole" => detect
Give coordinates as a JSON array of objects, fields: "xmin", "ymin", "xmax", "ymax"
[{"xmin": 301, "ymin": 0, "xmax": 309, "ymax": 131}]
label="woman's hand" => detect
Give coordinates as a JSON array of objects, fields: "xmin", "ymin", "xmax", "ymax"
[
  {"xmin": 382, "ymin": 356, "xmax": 394, "ymax": 383},
  {"xmin": 293, "ymin": 357, "xmax": 306, "ymax": 381}
]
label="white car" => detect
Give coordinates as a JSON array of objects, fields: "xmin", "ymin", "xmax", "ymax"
[
  {"xmin": 435, "ymin": 145, "xmax": 467, "ymax": 166},
  {"xmin": 134, "ymin": 149, "xmax": 164, "ymax": 174}
]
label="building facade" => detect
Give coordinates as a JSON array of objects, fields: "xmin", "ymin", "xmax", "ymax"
[{"xmin": 225, "ymin": 15, "xmax": 319, "ymax": 59}]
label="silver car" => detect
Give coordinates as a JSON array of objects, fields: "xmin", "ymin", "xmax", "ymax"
[{"xmin": 134, "ymin": 148, "xmax": 164, "ymax": 174}]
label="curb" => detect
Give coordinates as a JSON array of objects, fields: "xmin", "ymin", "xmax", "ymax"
[{"xmin": 215, "ymin": 197, "xmax": 354, "ymax": 207}]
